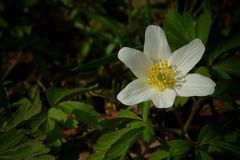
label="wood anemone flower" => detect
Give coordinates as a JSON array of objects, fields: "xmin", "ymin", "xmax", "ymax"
[{"xmin": 117, "ymin": 25, "xmax": 216, "ymax": 108}]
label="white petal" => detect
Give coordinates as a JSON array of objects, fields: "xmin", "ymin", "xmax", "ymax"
[
  {"xmin": 144, "ymin": 25, "xmax": 171, "ymax": 61},
  {"xmin": 175, "ymin": 73, "xmax": 216, "ymax": 97},
  {"xmin": 151, "ymin": 89, "xmax": 176, "ymax": 108},
  {"xmin": 169, "ymin": 39, "xmax": 205, "ymax": 76},
  {"xmin": 117, "ymin": 79, "xmax": 155, "ymax": 105},
  {"xmin": 118, "ymin": 47, "xmax": 153, "ymax": 79}
]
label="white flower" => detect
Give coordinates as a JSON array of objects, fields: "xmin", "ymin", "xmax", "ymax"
[{"xmin": 117, "ymin": 25, "xmax": 216, "ymax": 108}]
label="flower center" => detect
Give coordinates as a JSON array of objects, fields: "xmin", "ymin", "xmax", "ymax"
[{"xmin": 148, "ymin": 60, "xmax": 176, "ymax": 91}]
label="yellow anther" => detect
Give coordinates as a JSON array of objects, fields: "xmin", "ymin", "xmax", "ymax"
[{"xmin": 148, "ymin": 60, "xmax": 176, "ymax": 91}]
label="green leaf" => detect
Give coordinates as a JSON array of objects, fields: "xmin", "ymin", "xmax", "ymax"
[
  {"xmin": 46, "ymin": 85, "xmax": 97, "ymax": 106},
  {"xmin": 71, "ymin": 54, "xmax": 118, "ymax": 72},
  {"xmin": 1, "ymin": 86, "xmax": 42, "ymax": 132},
  {"xmin": 198, "ymin": 123, "xmax": 224, "ymax": 144},
  {"xmin": 196, "ymin": 9, "xmax": 212, "ymax": 44},
  {"xmin": 212, "ymin": 57, "xmax": 240, "ymax": 77},
  {"xmin": 164, "ymin": 11, "xmax": 195, "ymax": 50},
  {"xmin": 42, "ymin": 118, "xmax": 56, "ymax": 133},
  {"xmin": 196, "ymin": 66, "xmax": 210, "ymax": 77},
  {"xmin": 195, "ymin": 150, "xmax": 214, "ymax": 160},
  {"xmin": 149, "ymin": 149, "xmax": 169, "ymax": 160},
  {"xmin": 117, "ymin": 109, "xmax": 142, "ymax": 120},
  {"xmin": 64, "ymin": 118, "xmax": 79, "ymax": 129},
  {"xmin": 210, "ymin": 142, "xmax": 240, "ymax": 156},
  {"xmin": 169, "ymin": 140, "xmax": 193, "ymax": 160},
  {"xmin": 58, "ymin": 101, "xmax": 100, "ymax": 128},
  {"xmin": 30, "ymin": 155, "xmax": 55, "ymax": 160},
  {"xmin": 48, "ymin": 108, "xmax": 68, "ymax": 123},
  {"xmin": 0, "ymin": 130, "xmax": 54, "ymax": 160},
  {"xmin": 211, "ymin": 69, "xmax": 231, "ymax": 79},
  {"xmin": 45, "ymin": 123, "xmax": 65, "ymax": 151},
  {"xmin": 208, "ymin": 34, "xmax": 240, "ymax": 64},
  {"xmin": 106, "ymin": 127, "xmax": 143, "ymax": 160},
  {"xmin": 174, "ymin": 96, "xmax": 189, "ymax": 107},
  {"xmin": 30, "ymin": 112, "xmax": 47, "ymax": 132},
  {"xmin": 142, "ymin": 120, "xmax": 154, "ymax": 142},
  {"xmin": 0, "ymin": 130, "xmax": 26, "ymax": 152},
  {"xmin": 213, "ymin": 79, "xmax": 240, "ymax": 97},
  {"xmin": 88, "ymin": 126, "xmax": 144, "ymax": 160},
  {"xmin": 150, "ymin": 140, "xmax": 193, "ymax": 160}
]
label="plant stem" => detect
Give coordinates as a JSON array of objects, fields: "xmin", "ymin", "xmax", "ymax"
[
  {"xmin": 173, "ymin": 106, "xmax": 184, "ymax": 135},
  {"xmin": 183, "ymin": 97, "xmax": 199, "ymax": 134}
]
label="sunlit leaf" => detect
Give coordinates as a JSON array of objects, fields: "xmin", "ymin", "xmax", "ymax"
[
  {"xmin": 48, "ymin": 108, "xmax": 68, "ymax": 123},
  {"xmin": 88, "ymin": 126, "xmax": 144, "ymax": 160},
  {"xmin": 58, "ymin": 101, "xmax": 100, "ymax": 128},
  {"xmin": 117, "ymin": 109, "xmax": 142, "ymax": 120}
]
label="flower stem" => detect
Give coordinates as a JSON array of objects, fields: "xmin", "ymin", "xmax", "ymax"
[
  {"xmin": 183, "ymin": 97, "xmax": 199, "ymax": 134},
  {"xmin": 173, "ymin": 106, "xmax": 184, "ymax": 134}
]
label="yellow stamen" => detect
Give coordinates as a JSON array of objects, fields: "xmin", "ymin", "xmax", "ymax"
[{"xmin": 148, "ymin": 60, "xmax": 176, "ymax": 91}]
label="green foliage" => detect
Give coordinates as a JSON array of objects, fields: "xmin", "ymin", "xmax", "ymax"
[
  {"xmin": 88, "ymin": 126, "xmax": 144, "ymax": 160},
  {"xmin": 207, "ymin": 34, "xmax": 240, "ymax": 65},
  {"xmin": 117, "ymin": 109, "xmax": 142, "ymax": 120},
  {"xmin": 150, "ymin": 140, "xmax": 194, "ymax": 160},
  {"xmin": 195, "ymin": 150, "xmax": 214, "ymax": 160},
  {"xmin": 196, "ymin": 123, "xmax": 240, "ymax": 159},
  {"xmin": 46, "ymin": 86, "xmax": 97, "ymax": 106},
  {"xmin": 0, "ymin": 130, "xmax": 54, "ymax": 160},
  {"xmin": 0, "ymin": 86, "xmax": 54, "ymax": 160},
  {"xmin": 71, "ymin": 54, "xmax": 118, "ymax": 72},
  {"xmin": 0, "ymin": 86, "xmax": 41, "ymax": 132},
  {"xmin": 196, "ymin": 66, "xmax": 210, "ymax": 77},
  {"xmin": 174, "ymin": 97, "xmax": 189, "ymax": 107},
  {"xmin": 196, "ymin": 9, "xmax": 212, "ymax": 44},
  {"xmin": 58, "ymin": 101, "xmax": 100, "ymax": 128},
  {"xmin": 212, "ymin": 57, "xmax": 240, "ymax": 77},
  {"xmin": 163, "ymin": 11, "xmax": 195, "ymax": 50},
  {"xmin": 44, "ymin": 87, "xmax": 101, "ymax": 149}
]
